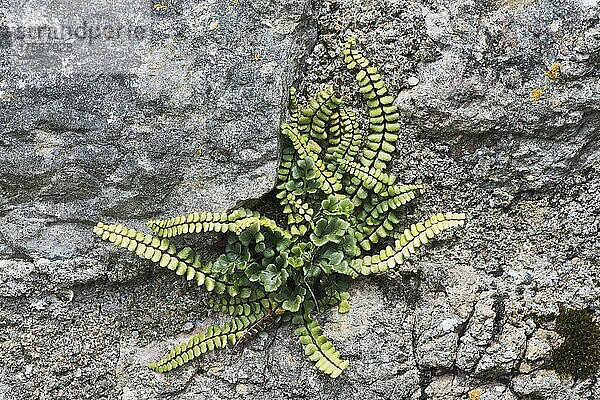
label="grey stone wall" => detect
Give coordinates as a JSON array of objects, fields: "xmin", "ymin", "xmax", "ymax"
[{"xmin": 1, "ymin": 0, "xmax": 599, "ymax": 399}]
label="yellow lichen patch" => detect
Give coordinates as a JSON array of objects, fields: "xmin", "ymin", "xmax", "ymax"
[
  {"xmin": 544, "ymin": 62, "xmax": 561, "ymax": 79},
  {"xmin": 253, "ymin": 53, "xmax": 262, "ymax": 61},
  {"xmin": 151, "ymin": 1, "xmax": 168, "ymax": 12},
  {"xmin": 468, "ymin": 389, "xmax": 482, "ymax": 400},
  {"xmin": 531, "ymin": 88, "xmax": 544, "ymax": 103},
  {"xmin": 232, "ymin": 0, "xmax": 239, "ymax": 4},
  {"xmin": 531, "ymin": 88, "xmax": 544, "ymax": 102}
]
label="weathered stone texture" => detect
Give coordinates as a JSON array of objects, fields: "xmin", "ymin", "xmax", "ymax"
[{"xmin": 1, "ymin": 0, "xmax": 599, "ymax": 399}]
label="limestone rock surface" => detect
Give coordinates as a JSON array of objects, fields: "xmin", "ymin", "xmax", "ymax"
[{"xmin": 1, "ymin": 0, "xmax": 599, "ymax": 399}]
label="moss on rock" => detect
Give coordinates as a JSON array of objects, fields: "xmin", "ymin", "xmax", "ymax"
[{"xmin": 552, "ymin": 308, "xmax": 600, "ymax": 380}]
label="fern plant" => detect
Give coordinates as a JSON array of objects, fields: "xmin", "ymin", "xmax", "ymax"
[{"xmin": 93, "ymin": 37, "xmax": 465, "ymax": 378}]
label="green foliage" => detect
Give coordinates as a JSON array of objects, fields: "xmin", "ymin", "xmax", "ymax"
[
  {"xmin": 93, "ymin": 37, "xmax": 465, "ymax": 378},
  {"xmin": 552, "ymin": 308, "xmax": 600, "ymax": 380}
]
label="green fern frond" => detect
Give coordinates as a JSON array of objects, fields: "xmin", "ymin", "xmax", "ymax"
[
  {"xmin": 354, "ymin": 184, "xmax": 427, "ymax": 250},
  {"xmin": 324, "ymin": 106, "xmax": 342, "ymax": 153},
  {"xmin": 146, "ymin": 209, "xmax": 289, "ymax": 239},
  {"xmin": 337, "ymin": 158, "xmax": 397, "ymax": 206},
  {"xmin": 148, "ymin": 310, "xmax": 268, "ymax": 373},
  {"xmin": 277, "ymin": 141, "xmax": 297, "ymax": 194},
  {"xmin": 277, "ymin": 193, "xmax": 312, "ymax": 237},
  {"xmin": 325, "ymin": 106, "xmax": 358, "ymax": 160},
  {"xmin": 381, "ymin": 183, "xmax": 426, "ymax": 198},
  {"xmin": 326, "ymin": 106, "xmax": 361, "ymax": 177},
  {"xmin": 357, "ymin": 184, "xmax": 426, "ymax": 221},
  {"xmin": 275, "ymin": 141, "xmax": 311, "ymax": 238},
  {"xmin": 276, "ymin": 89, "xmax": 301, "ymax": 206},
  {"xmin": 355, "ymin": 210, "xmax": 400, "ymax": 251},
  {"xmin": 146, "ymin": 211, "xmax": 231, "ymax": 236},
  {"xmin": 351, "ymin": 213, "xmax": 466, "ymax": 276},
  {"xmin": 208, "ymin": 293, "xmax": 268, "ymax": 316},
  {"xmin": 298, "ymin": 86, "xmax": 342, "ymax": 144},
  {"xmin": 280, "ymin": 126, "xmax": 341, "ymax": 194},
  {"xmin": 343, "ymin": 36, "xmax": 400, "ymax": 172},
  {"xmin": 93, "ymin": 222, "xmax": 249, "ymax": 296},
  {"xmin": 292, "ymin": 307, "xmax": 349, "ymax": 378}
]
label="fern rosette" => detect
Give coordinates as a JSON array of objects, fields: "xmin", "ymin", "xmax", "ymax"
[{"xmin": 93, "ymin": 37, "xmax": 465, "ymax": 378}]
